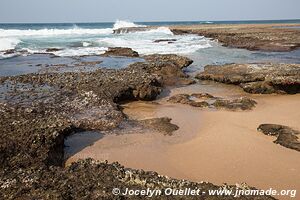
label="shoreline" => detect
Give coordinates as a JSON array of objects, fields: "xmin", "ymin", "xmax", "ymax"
[{"xmin": 169, "ymin": 23, "xmax": 300, "ymax": 52}]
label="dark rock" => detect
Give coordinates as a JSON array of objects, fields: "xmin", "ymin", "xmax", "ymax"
[
  {"xmin": 113, "ymin": 27, "xmax": 155, "ymax": 34},
  {"xmin": 0, "ymin": 65, "xmax": 162, "ymax": 170},
  {"xmin": 0, "ymin": 103, "xmax": 73, "ymax": 170},
  {"xmin": 168, "ymin": 94, "xmax": 210, "ymax": 108},
  {"xmin": 0, "ymin": 159, "xmax": 275, "ymax": 200},
  {"xmin": 0, "ymin": 53, "xmax": 193, "ymax": 171},
  {"xmin": 46, "ymin": 48, "xmax": 62, "ymax": 52},
  {"xmin": 154, "ymin": 39, "xmax": 177, "ymax": 43},
  {"xmin": 3, "ymin": 49, "xmax": 15, "ymax": 55},
  {"xmin": 138, "ymin": 117, "xmax": 179, "ymax": 135},
  {"xmin": 196, "ymin": 63, "xmax": 300, "ymax": 94},
  {"xmin": 102, "ymin": 47, "xmax": 139, "ymax": 57},
  {"xmin": 258, "ymin": 124, "xmax": 300, "ymax": 152}
]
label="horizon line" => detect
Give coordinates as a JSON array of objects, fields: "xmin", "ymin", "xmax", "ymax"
[{"xmin": 0, "ymin": 18, "xmax": 300, "ymax": 24}]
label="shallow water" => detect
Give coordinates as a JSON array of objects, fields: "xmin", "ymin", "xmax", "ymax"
[
  {"xmin": 187, "ymin": 42, "xmax": 300, "ymax": 73},
  {"xmin": 1, "ymin": 41, "xmax": 299, "ymax": 77},
  {"xmin": 1, "ymin": 20, "xmax": 299, "ymax": 77},
  {"xmin": 64, "ymin": 131, "xmax": 104, "ymax": 160},
  {"xmin": 0, "ymin": 54, "xmax": 144, "ymax": 76}
]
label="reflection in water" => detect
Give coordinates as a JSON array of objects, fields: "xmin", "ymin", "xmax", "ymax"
[
  {"xmin": 64, "ymin": 131, "xmax": 103, "ymax": 160},
  {"xmin": 0, "ymin": 54, "xmax": 144, "ymax": 77},
  {"xmin": 187, "ymin": 42, "xmax": 300, "ymax": 73}
]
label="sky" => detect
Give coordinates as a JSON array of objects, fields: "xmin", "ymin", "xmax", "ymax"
[{"xmin": 0, "ymin": 0, "xmax": 299, "ymax": 23}]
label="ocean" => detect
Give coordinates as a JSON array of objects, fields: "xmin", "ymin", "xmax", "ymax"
[{"xmin": 0, "ymin": 19, "xmax": 300, "ymax": 76}]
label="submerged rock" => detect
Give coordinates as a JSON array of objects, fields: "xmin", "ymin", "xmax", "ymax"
[
  {"xmin": 3, "ymin": 49, "xmax": 15, "ymax": 55},
  {"xmin": 213, "ymin": 97, "xmax": 257, "ymax": 110},
  {"xmin": 196, "ymin": 63, "xmax": 300, "ymax": 94},
  {"xmin": 154, "ymin": 39, "xmax": 177, "ymax": 43},
  {"xmin": 46, "ymin": 48, "xmax": 62, "ymax": 52},
  {"xmin": 102, "ymin": 47, "xmax": 139, "ymax": 57},
  {"xmin": 168, "ymin": 94, "xmax": 210, "ymax": 108},
  {"xmin": 258, "ymin": 124, "xmax": 300, "ymax": 152},
  {"xmin": 168, "ymin": 93, "xmax": 256, "ymax": 110},
  {"xmin": 74, "ymin": 61, "xmax": 103, "ymax": 66},
  {"xmin": 138, "ymin": 117, "xmax": 179, "ymax": 135}
]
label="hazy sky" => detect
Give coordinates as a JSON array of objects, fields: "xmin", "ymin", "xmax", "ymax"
[{"xmin": 0, "ymin": 0, "xmax": 299, "ymax": 23}]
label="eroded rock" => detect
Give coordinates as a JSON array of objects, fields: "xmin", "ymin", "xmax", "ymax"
[
  {"xmin": 0, "ymin": 159, "xmax": 275, "ymax": 200},
  {"xmin": 258, "ymin": 124, "xmax": 300, "ymax": 152},
  {"xmin": 213, "ymin": 97, "xmax": 257, "ymax": 110},
  {"xmin": 196, "ymin": 63, "xmax": 300, "ymax": 94},
  {"xmin": 0, "ymin": 52, "xmax": 275, "ymax": 199},
  {"xmin": 129, "ymin": 54, "xmax": 194, "ymax": 86},
  {"xmin": 168, "ymin": 94, "xmax": 210, "ymax": 108},
  {"xmin": 171, "ymin": 24, "xmax": 300, "ymax": 52},
  {"xmin": 144, "ymin": 54, "xmax": 193, "ymax": 69},
  {"xmin": 102, "ymin": 47, "xmax": 139, "ymax": 57},
  {"xmin": 168, "ymin": 93, "xmax": 256, "ymax": 110},
  {"xmin": 0, "ymin": 53, "xmax": 195, "ymax": 171}
]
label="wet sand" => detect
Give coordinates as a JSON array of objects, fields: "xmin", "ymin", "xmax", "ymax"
[{"xmin": 66, "ymin": 82, "xmax": 300, "ymax": 199}]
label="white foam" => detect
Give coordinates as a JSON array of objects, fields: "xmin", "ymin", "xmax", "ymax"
[
  {"xmin": 52, "ymin": 47, "xmax": 108, "ymax": 57},
  {"xmin": 0, "ymin": 38, "xmax": 21, "ymax": 51},
  {"xmin": 144, "ymin": 27, "xmax": 174, "ymax": 35},
  {"xmin": 0, "ymin": 52, "xmax": 18, "ymax": 59},
  {"xmin": 97, "ymin": 31, "xmax": 211, "ymax": 55},
  {"xmin": 113, "ymin": 20, "xmax": 146, "ymax": 30},
  {"xmin": 0, "ymin": 21, "xmax": 213, "ymax": 57},
  {"xmin": 82, "ymin": 42, "xmax": 91, "ymax": 47},
  {"xmin": 0, "ymin": 28, "xmax": 113, "ymax": 38}
]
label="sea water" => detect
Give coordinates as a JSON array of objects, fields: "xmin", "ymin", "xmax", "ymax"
[{"xmin": 0, "ymin": 20, "xmax": 300, "ymax": 76}]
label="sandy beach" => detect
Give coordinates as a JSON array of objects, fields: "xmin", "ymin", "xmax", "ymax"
[{"xmin": 66, "ymin": 82, "xmax": 300, "ymax": 199}]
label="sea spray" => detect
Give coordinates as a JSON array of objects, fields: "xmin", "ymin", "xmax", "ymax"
[{"xmin": 0, "ymin": 20, "xmax": 212, "ymax": 57}]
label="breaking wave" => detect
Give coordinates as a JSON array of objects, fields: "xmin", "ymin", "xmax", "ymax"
[
  {"xmin": 0, "ymin": 28, "xmax": 113, "ymax": 38},
  {"xmin": 97, "ymin": 31, "xmax": 211, "ymax": 55},
  {"xmin": 0, "ymin": 38, "xmax": 21, "ymax": 51},
  {"xmin": 0, "ymin": 20, "xmax": 213, "ymax": 58},
  {"xmin": 113, "ymin": 20, "xmax": 146, "ymax": 30}
]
